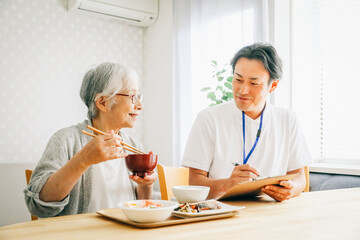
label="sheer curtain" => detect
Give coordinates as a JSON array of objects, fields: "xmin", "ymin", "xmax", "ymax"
[
  {"xmin": 292, "ymin": 0, "xmax": 360, "ymax": 164},
  {"xmin": 173, "ymin": 0, "xmax": 269, "ymax": 165}
]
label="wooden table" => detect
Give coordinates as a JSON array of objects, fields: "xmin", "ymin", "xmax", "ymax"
[{"xmin": 1, "ymin": 188, "xmax": 359, "ymax": 240}]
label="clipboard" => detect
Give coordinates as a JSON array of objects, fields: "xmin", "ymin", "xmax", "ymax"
[{"xmin": 218, "ymin": 173, "xmax": 299, "ymax": 200}]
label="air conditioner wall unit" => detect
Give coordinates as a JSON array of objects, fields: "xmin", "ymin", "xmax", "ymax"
[{"xmin": 68, "ymin": 0, "xmax": 158, "ymax": 27}]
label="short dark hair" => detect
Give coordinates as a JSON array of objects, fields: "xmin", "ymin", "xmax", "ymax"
[{"xmin": 231, "ymin": 43, "xmax": 283, "ymax": 82}]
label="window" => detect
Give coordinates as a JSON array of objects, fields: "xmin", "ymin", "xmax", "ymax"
[
  {"xmin": 292, "ymin": 0, "xmax": 360, "ymax": 164},
  {"xmin": 173, "ymin": 0, "xmax": 268, "ymax": 165},
  {"xmin": 189, "ymin": 1, "xmax": 267, "ymax": 119}
]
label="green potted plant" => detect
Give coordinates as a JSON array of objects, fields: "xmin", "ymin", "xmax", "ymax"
[{"xmin": 201, "ymin": 60, "xmax": 233, "ymax": 107}]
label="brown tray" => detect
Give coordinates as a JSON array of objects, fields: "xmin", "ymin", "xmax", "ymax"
[{"xmin": 97, "ymin": 208, "xmax": 240, "ymax": 228}]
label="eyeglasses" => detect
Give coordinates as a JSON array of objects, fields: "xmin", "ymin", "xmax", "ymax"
[{"xmin": 116, "ymin": 93, "xmax": 143, "ymax": 104}]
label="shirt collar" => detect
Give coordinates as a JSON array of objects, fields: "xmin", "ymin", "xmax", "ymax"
[{"xmin": 232, "ymin": 100, "xmax": 271, "ymax": 125}]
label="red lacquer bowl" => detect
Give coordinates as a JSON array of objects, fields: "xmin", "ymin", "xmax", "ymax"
[{"xmin": 125, "ymin": 153, "xmax": 158, "ymax": 177}]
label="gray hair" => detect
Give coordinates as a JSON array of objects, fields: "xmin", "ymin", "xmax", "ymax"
[
  {"xmin": 231, "ymin": 42, "xmax": 283, "ymax": 82},
  {"xmin": 80, "ymin": 62, "xmax": 139, "ymax": 120}
]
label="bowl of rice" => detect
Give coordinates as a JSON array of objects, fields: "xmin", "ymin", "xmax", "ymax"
[
  {"xmin": 119, "ymin": 200, "xmax": 178, "ymax": 223},
  {"xmin": 172, "ymin": 186, "xmax": 210, "ymax": 204}
]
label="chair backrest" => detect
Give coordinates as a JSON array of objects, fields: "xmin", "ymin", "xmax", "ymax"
[
  {"xmin": 25, "ymin": 169, "xmax": 38, "ymax": 221},
  {"xmin": 157, "ymin": 164, "xmax": 189, "ymax": 200},
  {"xmin": 304, "ymin": 166, "xmax": 310, "ymax": 192}
]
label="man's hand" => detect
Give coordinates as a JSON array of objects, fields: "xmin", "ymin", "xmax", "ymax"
[
  {"xmin": 229, "ymin": 164, "xmax": 260, "ymax": 185},
  {"xmin": 261, "ymin": 180, "xmax": 295, "ymax": 202},
  {"xmin": 261, "ymin": 168, "xmax": 306, "ymax": 202},
  {"xmin": 189, "ymin": 164, "xmax": 261, "ymax": 199}
]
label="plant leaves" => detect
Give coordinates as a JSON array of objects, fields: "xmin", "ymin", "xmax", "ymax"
[
  {"xmin": 225, "ymin": 92, "xmax": 233, "ymax": 98},
  {"xmin": 204, "ymin": 60, "xmax": 234, "ymax": 106},
  {"xmin": 201, "ymin": 87, "xmax": 211, "ymax": 92},
  {"xmin": 224, "ymin": 82, "xmax": 232, "ymax": 90},
  {"xmin": 207, "ymin": 92, "xmax": 216, "ymax": 101},
  {"xmin": 216, "ymin": 85, "xmax": 223, "ymax": 91}
]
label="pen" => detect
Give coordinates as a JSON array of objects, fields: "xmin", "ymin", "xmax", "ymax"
[{"xmin": 232, "ymin": 162, "xmax": 263, "ymax": 178}]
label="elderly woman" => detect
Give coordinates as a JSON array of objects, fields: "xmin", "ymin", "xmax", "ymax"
[{"xmin": 24, "ymin": 62, "xmax": 157, "ymax": 218}]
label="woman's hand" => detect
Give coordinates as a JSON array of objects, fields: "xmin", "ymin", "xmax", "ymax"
[
  {"xmin": 74, "ymin": 130, "xmax": 128, "ymax": 168},
  {"xmin": 129, "ymin": 171, "xmax": 158, "ymax": 186},
  {"xmin": 40, "ymin": 130, "xmax": 127, "ymax": 202},
  {"xmin": 130, "ymin": 171, "xmax": 158, "ymax": 199}
]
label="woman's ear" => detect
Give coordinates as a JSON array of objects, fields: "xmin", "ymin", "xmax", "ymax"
[
  {"xmin": 95, "ymin": 94, "xmax": 109, "ymax": 113},
  {"xmin": 269, "ymin": 80, "xmax": 279, "ymax": 93}
]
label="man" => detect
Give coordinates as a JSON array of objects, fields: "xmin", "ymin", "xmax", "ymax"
[{"xmin": 182, "ymin": 43, "xmax": 312, "ymax": 202}]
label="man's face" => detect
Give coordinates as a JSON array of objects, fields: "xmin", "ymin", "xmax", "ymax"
[{"xmin": 232, "ymin": 57, "xmax": 278, "ymax": 119}]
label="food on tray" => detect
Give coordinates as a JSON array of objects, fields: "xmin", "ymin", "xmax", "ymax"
[
  {"xmin": 124, "ymin": 200, "xmax": 162, "ymax": 209},
  {"xmin": 174, "ymin": 200, "xmax": 221, "ymax": 213}
]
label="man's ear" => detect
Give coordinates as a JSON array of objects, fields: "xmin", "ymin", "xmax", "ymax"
[
  {"xmin": 269, "ymin": 80, "xmax": 279, "ymax": 93},
  {"xmin": 95, "ymin": 94, "xmax": 109, "ymax": 113}
]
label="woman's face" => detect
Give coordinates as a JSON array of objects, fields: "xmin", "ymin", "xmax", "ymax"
[{"xmin": 106, "ymin": 89, "xmax": 143, "ymax": 129}]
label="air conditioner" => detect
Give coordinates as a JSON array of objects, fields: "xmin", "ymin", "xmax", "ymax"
[{"xmin": 68, "ymin": 0, "xmax": 158, "ymax": 27}]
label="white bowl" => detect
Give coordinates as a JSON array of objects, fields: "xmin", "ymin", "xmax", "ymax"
[
  {"xmin": 119, "ymin": 200, "xmax": 178, "ymax": 223},
  {"xmin": 172, "ymin": 186, "xmax": 210, "ymax": 204}
]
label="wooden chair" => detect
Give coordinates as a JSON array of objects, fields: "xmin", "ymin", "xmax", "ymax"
[
  {"xmin": 304, "ymin": 166, "xmax": 310, "ymax": 192},
  {"xmin": 25, "ymin": 169, "xmax": 38, "ymax": 221},
  {"xmin": 157, "ymin": 164, "xmax": 189, "ymax": 200}
]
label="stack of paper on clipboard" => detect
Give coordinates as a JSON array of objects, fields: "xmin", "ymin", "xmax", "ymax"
[{"xmin": 218, "ymin": 173, "xmax": 299, "ymax": 200}]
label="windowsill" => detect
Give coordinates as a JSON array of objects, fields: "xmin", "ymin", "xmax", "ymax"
[{"xmin": 309, "ymin": 163, "xmax": 360, "ymax": 176}]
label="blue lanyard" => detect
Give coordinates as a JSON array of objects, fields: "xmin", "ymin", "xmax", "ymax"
[{"xmin": 242, "ymin": 108, "xmax": 264, "ymax": 164}]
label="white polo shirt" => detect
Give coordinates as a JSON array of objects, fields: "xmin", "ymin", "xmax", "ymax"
[{"xmin": 182, "ymin": 101, "xmax": 312, "ymax": 179}]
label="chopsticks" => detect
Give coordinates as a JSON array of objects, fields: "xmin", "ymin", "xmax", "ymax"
[
  {"xmin": 82, "ymin": 130, "xmax": 96, "ymax": 138},
  {"xmin": 81, "ymin": 125, "xmax": 145, "ymax": 154}
]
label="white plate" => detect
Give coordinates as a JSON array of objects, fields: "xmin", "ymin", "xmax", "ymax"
[{"xmin": 172, "ymin": 202, "xmax": 245, "ymax": 218}]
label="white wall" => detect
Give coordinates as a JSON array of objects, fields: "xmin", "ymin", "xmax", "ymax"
[
  {"xmin": 0, "ymin": 0, "xmax": 145, "ymax": 164},
  {"xmin": 143, "ymin": 0, "xmax": 174, "ymax": 167},
  {"xmin": 0, "ymin": 0, "xmax": 145, "ymax": 226}
]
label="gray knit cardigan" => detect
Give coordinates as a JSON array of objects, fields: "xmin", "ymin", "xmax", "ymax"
[{"xmin": 24, "ymin": 119, "xmax": 143, "ymax": 218}]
